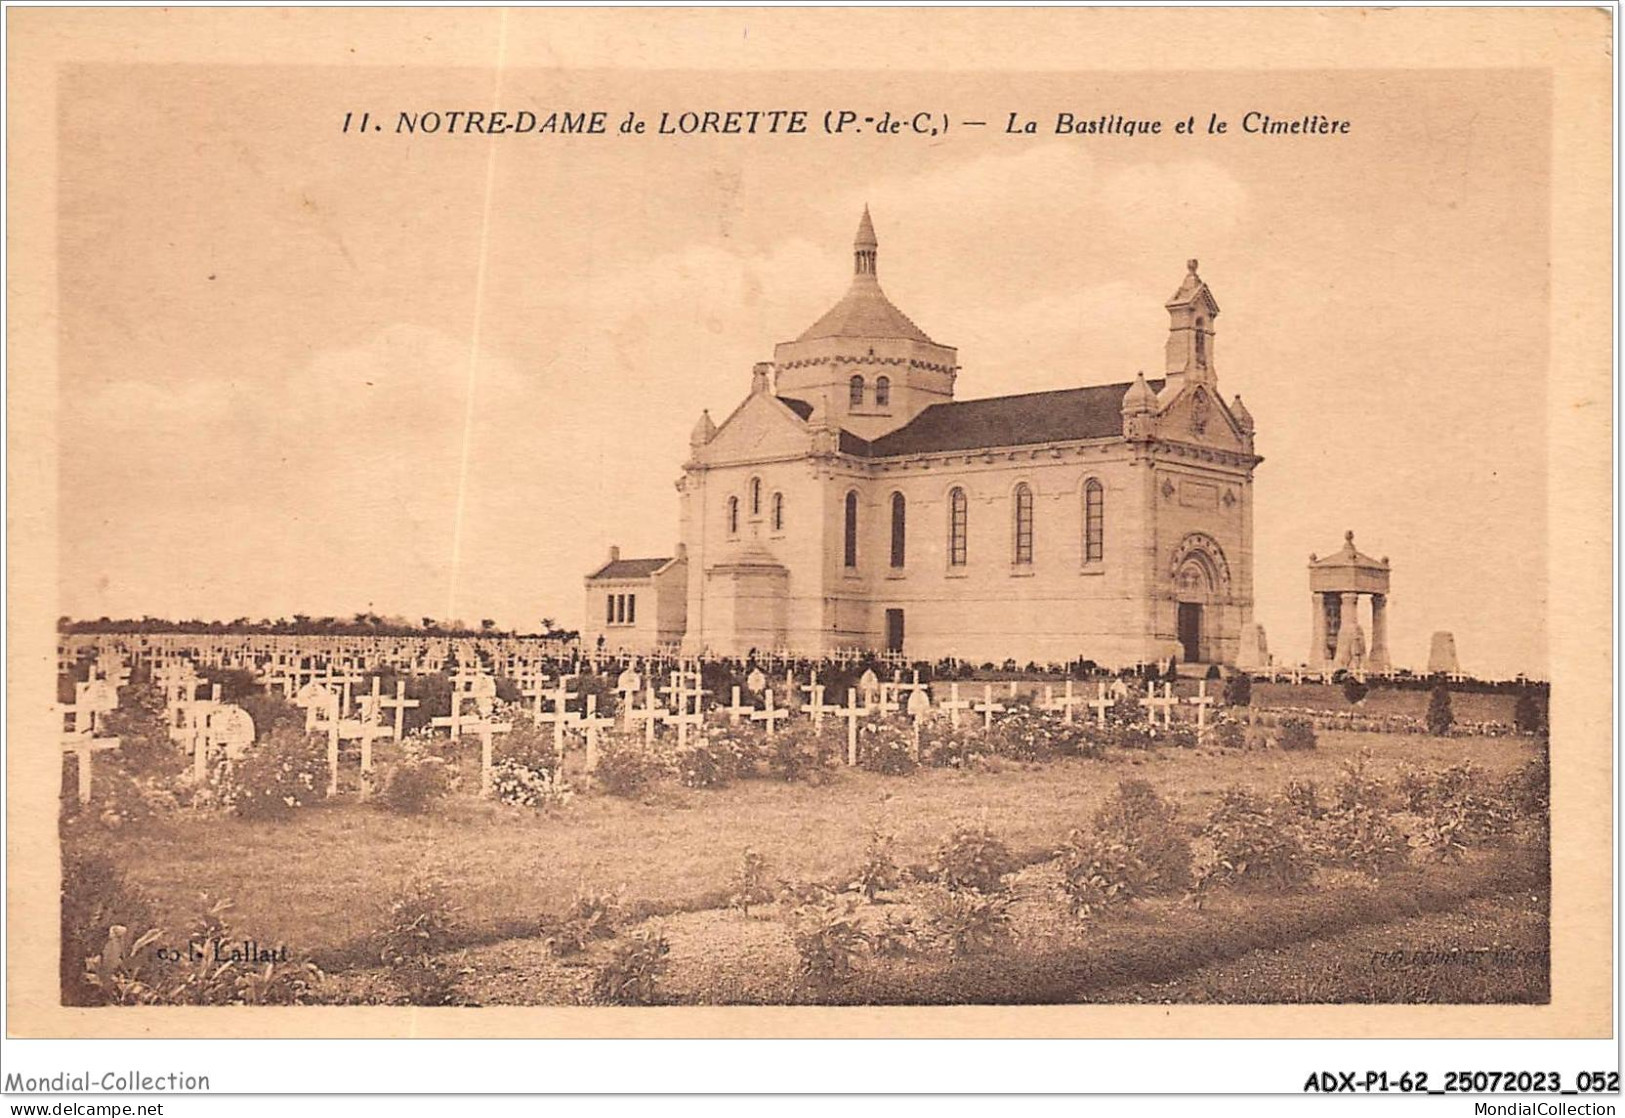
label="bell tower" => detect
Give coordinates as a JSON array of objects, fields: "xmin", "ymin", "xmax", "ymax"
[
  {"xmin": 771, "ymin": 208, "xmax": 958, "ymax": 440},
  {"xmin": 1163, "ymin": 259, "xmax": 1220, "ymax": 395}
]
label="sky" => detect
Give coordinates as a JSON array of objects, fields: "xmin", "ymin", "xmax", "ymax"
[{"xmin": 56, "ymin": 64, "xmax": 1550, "ymax": 677}]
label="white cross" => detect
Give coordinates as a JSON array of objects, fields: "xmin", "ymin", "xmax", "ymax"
[
  {"xmin": 749, "ymin": 689, "xmax": 791, "ymax": 737},
  {"xmin": 838, "ymin": 687, "xmax": 869, "ymax": 767},
  {"xmin": 376, "ymin": 680, "xmax": 420, "ymax": 740},
  {"xmin": 1042, "ymin": 680, "xmax": 1081, "ymax": 724},
  {"xmin": 973, "ymin": 685, "xmax": 1006, "ymax": 730},
  {"xmin": 536, "ymin": 678, "xmax": 581, "ymax": 754},
  {"xmin": 630, "ymin": 685, "xmax": 666, "ymax": 745},
  {"xmin": 461, "ymin": 712, "xmax": 514, "ymax": 797},
  {"xmin": 669, "ymin": 676, "xmax": 707, "ymax": 750},
  {"xmin": 319, "ymin": 667, "xmax": 365, "ymax": 714},
  {"xmin": 577, "ymin": 693, "xmax": 615, "ymax": 772},
  {"xmin": 1143, "ymin": 682, "xmax": 1178, "ymax": 728},
  {"xmin": 873, "ymin": 682, "xmax": 902, "ymax": 717},
  {"xmin": 907, "ymin": 686, "xmax": 932, "ymax": 759},
  {"xmin": 800, "ymin": 672, "xmax": 829, "ymax": 726},
  {"xmin": 1186, "ymin": 679, "xmax": 1216, "ymax": 736},
  {"xmin": 936, "ymin": 682, "xmax": 972, "ymax": 728},
  {"xmin": 723, "ymin": 686, "xmax": 757, "ymax": 725},
  {"xmin": 60, "ymin": 725, "xmax": 120, "ymax": 805},
  {"xmin": 1087, "ymin": 682, "xmax": 1114, "ymax": 727}
]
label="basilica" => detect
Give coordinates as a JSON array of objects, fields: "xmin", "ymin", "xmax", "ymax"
[{"xmin": 584, "ymin": 209, "xmax": 1262, "ymax": 667}]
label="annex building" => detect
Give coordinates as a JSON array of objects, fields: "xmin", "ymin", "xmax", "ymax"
[{"xmin": 585, "ymin": 210, "xmax": 1262, "ymax": 667}]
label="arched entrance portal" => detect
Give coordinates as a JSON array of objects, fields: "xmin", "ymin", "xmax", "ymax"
[{"xmin": 1174, "ymin": 556, "xmax": 1215, "ymax": 664}]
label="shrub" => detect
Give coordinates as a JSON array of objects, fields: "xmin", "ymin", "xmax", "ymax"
[
  {"xmin": 672, "ymin": 737, "xmax": 731, "ymax": 789},
  {"xmin": 985, "ymin": 703, "xmax": 1060, "ymax": 762},
  {"xmin": 1505, "ymin": 744, "xmax": 1550, "ymax": 818},
  {"xmin": 1091, "ymin": 779, "xmax": 1193, "ymax": 892},
  {"xmin": 377, "ymin": 876, "xmax": 464, "ymax": 1005},
  {"xmin": 1316, "ymin": 805, "xmax": 1409, "ymax": 877},
  {"xmin": 1513, "ymin": 690, "xmax": 1547, "ymax": 735},
  {"xmin": 850, "ymin": 830, "xmax": 901, "ymax": 900},
  {"xmin": 61, "ymin": 847, "xmax": 156, "ymax": 1006},
  {"xmin": 1426, "ymin": 684, "xmax": 1455, "ymax": 736},
  {"xmin": 378, "ymin": 755, "xmax": 452, "ymax": 814},
  {"xmin": 868, "ymin": 911, "xmax": 921, "ymax": 959},
  {"xmin": 590, "ymin": 927, "xmax": 669, "ymax": 1005},
  {"xmin": 1199, "ymin": 788, "xmax": 1315, "ymax": 892},
  {"xmin": 931, "ymin": 822, "xmax": 1017, "ymax": 893},
  {"xmin": 490, "ymin": 759, "xmax": 573, "ymax": 811},
  {"xmin": 1420, "ymin": 806, "xmax": 1472, "ymax": 863},
  {"xmin": 768, "ymin": 722, "xmax": 837, "ymax": 783},
  {"xmin": 1161, "ymin": 724, "xmax": 1199, "ymax": 750},
  {"xmin": 787, "ymin": 888, "xmax": 868, "ymax": 986},
  {"xmin": 1222, "ymin": 673, "xmax": 1253, "ymax": 708},
  {"xmin": 594, "ymin": 735, "xmax": 659, "ymax": 798},
  {"xmin": 1276, "ymin": 715, "xmax": 1318, "ymax": 751},
  {"xmin": 922, "ymin": 886, "xmax": 1011, "ymax": 957},
  {"xmin": 1282, "ymin": 778, "xmax": 1326, "ymax": 821},
  {"xmin": 855, "ymin": 718, "xmax": 917, "ymax": 775},
  {"xmin": 233, "ymin": 690, "xmax": 304, "ymax": 742},
  {"xmin": 1205, "ymin": 664, "xmax": 1222, "ymax": 680},
  {"xmin": 502, "ymin": 717, "xmax": 559, "ymax": 775},
  {"xmin": 81, "ymin": 895, "xmax": 323, "ymax": 1007},
  {"xmin": 1333, "ymin": 748, "xmax": 1389, "ymax": 813},
  {"xmin": 1056, "ymin": 831, "xmax": 1148, "ymax": 917},
  {"xmin": 540, "ymin": 887, "xmax": 623, "ymax": 957},
  {"xmin": 1211, "ymin": 717, "xmax": 1248, "ymax": 750},
  {"xmin": 1342, "ymin": 677, "xmax": 1370, "ymax": 705},
  {"xmin": 729, "ymin": 847, "xmax": 776, "ymax": 916},
  {"xmin": 99, "ymin": 685, "xmax": 184, "ymax": 777},
  {"xmin": 226, "ymin": 725, "xmax": 328, "ymax": 820}
]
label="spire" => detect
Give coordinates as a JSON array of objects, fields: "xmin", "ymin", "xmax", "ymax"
[
  {"xmin": 1122, "ymin": 371, "xmax": 1156, "ymax": 414},
  {"xmin": 1230, "ymin": 393, "xmax": 1254, "ymax": 434},
  {"xmin": 690, "ymin": 408, "xmax": 716, "ymax": 447},
  {"xmin": 854, "ymin": 205, "xmax": 878, "ymax": 276}
]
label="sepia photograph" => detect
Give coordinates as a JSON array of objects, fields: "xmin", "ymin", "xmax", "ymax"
[{"xmin": 4, "ymin": 4, "xmax": 1613, "ymax": 1071}]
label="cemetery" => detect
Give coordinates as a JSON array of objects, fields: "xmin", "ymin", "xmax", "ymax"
[{"xmin": 57, "ymin": 629, "xmax": 1549, "ymax": 1007}]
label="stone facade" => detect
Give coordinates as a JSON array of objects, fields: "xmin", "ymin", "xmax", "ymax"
[
  {"xmin": 599, "ymin": 210, "xmax": 1263, "ymax": 667},
  {"xmin": 581, "ymin": 547, "xmax": 688, "ymax": 654}
]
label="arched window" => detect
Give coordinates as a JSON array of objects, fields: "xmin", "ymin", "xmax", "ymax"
[
  {"xmin": 948, "ymin": 487, "xmax": 968, "ymax": 567},
  {"xmin": 889, "ymin": 492, "xmax": 906, "ymax": 568},
  {"xmin": 843, "ymin": 491, "xmax": 859, "ymax": 568},
  {"xmin": 1084, "ymin": 479, "xmax": 1104, "ymax": 563},
  {"xmin": 849, "ymin": 375, "xmax": 865, "ymax": 408},
  {"xmin": 749, "ymin": 476, "xmax": 762, "ymax": 517},
  {"xmin": 875, "ymin": 376, "xmax": 891, "ymax": 407},
  {"xmin": 1013, "ymin": 483, "xmax": 1034, "ymax": 565},
  {"xmin": 771, "ymin": 491, "xmax": 784, "ymax": 532},
  {"xmin": 727, "ymin": 496, "xmax": 739, "ymax": 536},
  {"xmin": 1194, "ymin": 317, "xmax": 1207, "ymax": 368}
]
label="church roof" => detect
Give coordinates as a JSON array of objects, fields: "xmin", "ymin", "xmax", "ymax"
[
  {"xmin": 795, "ymin": 277, "xmax": 935, "ymax": 344},
  {"xmin": 587, "ymin": 557, "xmax": 674, "ymax": 581},
  {"xmin": 794, "ymin": 209, "xmax": 936, "ymax": 344},
  {"xmin": 1309, "ymin": 531, "xmax": 1388, "ymax": 571},
  {"xmin": 841, "ymin": 379, "xmax": 1165, "ymax": 458}
]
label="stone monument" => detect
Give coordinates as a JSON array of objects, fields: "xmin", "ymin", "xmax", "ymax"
[
  {"xmin": 1426, "ymin": 631, "xmax": 1461, "ymax": 675},
  {"xmin": 1308, "ymin": 531, "xmax": 1391, "ymax": 673}
]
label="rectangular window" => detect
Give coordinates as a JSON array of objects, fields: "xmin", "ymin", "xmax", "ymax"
[
  {"xmin": 1014, "ymin": 484, "xmax": 1034, "ymax": 565},
  {"xmin": 627, "ymin": 594, "xmax": 636, "ymax": 624},
  {"xmin": 949, "ymin": 488, "xmax": 967, "ymax": 567},
  {"xmin": 606, "ymin": 595, "xmax": 615, "ymax": 624},
  {"xmin": 1085, "ymin": 482, "xmax": 1104, "ymax": 563}
]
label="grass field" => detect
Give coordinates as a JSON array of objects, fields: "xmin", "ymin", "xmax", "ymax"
[{"xmin": 75, "ymin": 729, "xmax": 1540, "ymax": 979}]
